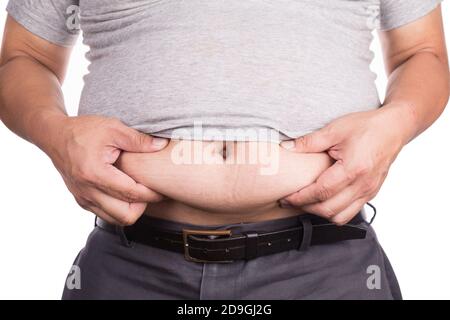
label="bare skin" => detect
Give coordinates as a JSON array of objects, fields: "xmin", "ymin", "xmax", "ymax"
[
  {"xmin": 116, "ymin": 140, "xmax": 333, "ymax": 224},
  {"xmin": 0, "ymin": 7, "xmax": 448, "ymax": 226},
  {"xmin": 0, "ymin": 17, "xmax": 170, "ymax": 226},
  {"xmin": 280, "ymin": 6, "xmax": 449, "ymax": 225}
]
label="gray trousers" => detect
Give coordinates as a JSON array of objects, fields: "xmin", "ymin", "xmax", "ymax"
[{"xmin": 62, "ymin": 212, "xmax": 402, "ymax": 300}]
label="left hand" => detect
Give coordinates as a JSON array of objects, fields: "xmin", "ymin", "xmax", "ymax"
[{"xmin": 279, "ymin": 108, "xmax": 408, "ymax": 225}]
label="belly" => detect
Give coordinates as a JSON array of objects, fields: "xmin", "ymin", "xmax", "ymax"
[{"xmin": 116, "ymin": 140, "xmax": 334, "ymax": 224}]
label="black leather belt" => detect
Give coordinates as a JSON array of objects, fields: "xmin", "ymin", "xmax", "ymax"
[{"xmin": 96, "ymin": 214, "xmax": 367, "ymax": 263}]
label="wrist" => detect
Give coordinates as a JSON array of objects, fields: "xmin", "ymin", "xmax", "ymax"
[
  {"xmin": 375, "ymin": 102, "xmax": 418, "ymax": 147},
  {"xmin": 28, "ymin": 110, "xmax": 71, "ymax": 157}
]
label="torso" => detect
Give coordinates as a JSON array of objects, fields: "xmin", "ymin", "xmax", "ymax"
[
  {"xmin": 78, "ymin": 0, "xmax": 381, "ymax": 140},
  {"xmin": 117, "ymin": 140, "xmax": 334, "ymax": 225},
  {"xmin": 76, "ymin": 1, "xmax": 378, "ymax": 224}
]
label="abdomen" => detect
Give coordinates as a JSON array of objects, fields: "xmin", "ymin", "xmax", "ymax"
[{"xmin": 117, "ymin": 140, "xmax": 333, "ymax": 214}]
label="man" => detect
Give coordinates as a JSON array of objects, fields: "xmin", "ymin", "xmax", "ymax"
[{"xmin": 0, "ymin": 0, "xmax": 448, "ymax": 299}]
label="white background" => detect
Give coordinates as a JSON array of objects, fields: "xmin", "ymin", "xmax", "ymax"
[{"xmin": 0, "ymin": 3, "xmax": 449, "ymax": 300}]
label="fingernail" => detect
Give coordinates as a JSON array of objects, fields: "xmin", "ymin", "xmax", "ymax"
[
  {"xmin": 278, "ymin": 200, "xmax": 293, "ymax": 209},
  {"xmin": 280, "ymin": 140, "xmax": 295, "ymax": 150},
  {"xmin": 152, "ymin": 137, "xmax": 169, "ymax": 147}
]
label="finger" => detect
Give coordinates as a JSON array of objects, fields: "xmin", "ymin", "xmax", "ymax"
[
  {"xmin": 284, "ymin": 160, "xmax": 353, "ymax": 206},
  {"xmin": 75, "ymin": 196, "xmax": 122, "ymax": 225},
  {"xmin": 280, "ymin": 126, "xmax": 336, "ymax": 153},
  {"xmin": 89, "ymin": 206, "xmax": 123, "ymax": 226},
  {"xmin": 95, "ymin": 165, "xmax": 165, "ymax": 203},
  {"xmin": 300, "ymin": 184, "xmax": 361, "ymax": 220},
  {"xmin": 113, "ymin": 123, "xmax": 169, "ymax": 153},
  {"xmin": 89, "ymin": 189, "xmax": 148, "ymax": 226},
  {"xmin": 74, "ymin": 196, "xmax": 95, "ymax": 212},
  {"xmin": 329, "ymin": 199, "xmax": 367, "ymax": 226}
]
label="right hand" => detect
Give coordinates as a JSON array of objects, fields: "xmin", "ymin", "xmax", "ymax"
[{"xmin": 48, "ymin": 115, "xmax": 169, "ymax": 226}]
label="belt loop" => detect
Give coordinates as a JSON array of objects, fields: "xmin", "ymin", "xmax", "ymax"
[
  {"xmin": 244, "ymin": 232, "xmax": 258, "ymax": 260},
  {"xmin": 366, "ymin": 202, "xmax": 377, "ymax": 225},
  {"xmin": 298, "ymin": 216, "xmax": 312, "ymax": 251},
  {"xmin": 117, "ymin": 226, "xmax": 134, "ymax": 248},
  {"xmin": 94, "ymin": 216, "xmax": 98, "ymax": 228}
]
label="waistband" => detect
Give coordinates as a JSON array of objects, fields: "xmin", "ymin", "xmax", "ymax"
[
  {"xmin": 95, "ymin": 208, "xmax": 371, "ymax": 262},
  {"xmin": 97, "ymin": 206, "xmax": 370, "ymax": 235}
]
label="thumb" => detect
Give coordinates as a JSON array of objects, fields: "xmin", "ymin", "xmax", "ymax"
[
  {"xmin": 114, "ymin": 126, "xmax": 169, "ymax": 153},
  {"xmin": 281, "ymin": 127, "xmax": 335, "ymax": 153}
]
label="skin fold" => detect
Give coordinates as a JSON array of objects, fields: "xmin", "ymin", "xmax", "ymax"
[{"xmin": 116, "ymin": 140, "xmax": 334, "ymax": 224}]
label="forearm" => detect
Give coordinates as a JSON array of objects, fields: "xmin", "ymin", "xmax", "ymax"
[
  {"xmin": 381, "ymin": 51, "xmax": 450, "ymax": 145},
  {"xmin": 0, "ymin": 55, "xmax": 68, "ymax": 154}
]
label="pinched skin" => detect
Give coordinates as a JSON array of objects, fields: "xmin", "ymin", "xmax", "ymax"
[{"xmin": 117, "ymin": 140, "xmax": 334, "ymax": 220}]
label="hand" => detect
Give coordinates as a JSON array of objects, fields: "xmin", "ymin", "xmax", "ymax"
[
  {"xmin": 47, "ymin": 115, "xmax": 169, "ymax": 226},
  {"xmin": 280, "ymin": 108, "xmax": 408, "ymax": 225}
]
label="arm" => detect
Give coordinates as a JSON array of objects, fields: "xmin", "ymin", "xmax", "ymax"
[
  {"xmin": 0, "ymin": 16, "xmax": 72, "ymax": 149},
  {"xmin": 280, "ymin": 6, "xmax": 449, "ymax": 225},
  {"xmin": 0, "ymin": 16, "xmax": 169, "ymax": 226},
  {"xmin": 379, "ymin": 5, "xmax": 449, "ymax": 144}
]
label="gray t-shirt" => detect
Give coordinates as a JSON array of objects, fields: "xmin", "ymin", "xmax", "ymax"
[{"xmin": 6, "ymin": 0, "xmax": 443, "ymax": 142}]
